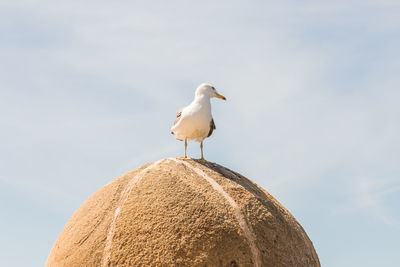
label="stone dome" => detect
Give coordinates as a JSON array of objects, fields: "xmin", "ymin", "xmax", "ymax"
[{"xmin": 47, "ymin": 158, "xmax": 320, "ymax": 267}]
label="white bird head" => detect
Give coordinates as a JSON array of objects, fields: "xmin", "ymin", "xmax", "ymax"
[{"xmin": 195, "ymin": 83, "xmax": 226, "ymax": 101}]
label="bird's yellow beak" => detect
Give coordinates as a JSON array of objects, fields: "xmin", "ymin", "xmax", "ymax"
[{"xmin": 215, "ymin": 93, "xmax": 226, "ymax": 101}]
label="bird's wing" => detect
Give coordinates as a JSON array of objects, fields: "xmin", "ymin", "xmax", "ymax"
[
  {"xmin": 207, "ymin": 118, "xmax": 216, "ymax": 137},
  {"xmin": 173, "ymin": 109, "xmax": 183, "ymax": 125}
]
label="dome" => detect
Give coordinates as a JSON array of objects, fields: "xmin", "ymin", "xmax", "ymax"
[{"xmin": 47, "ymin": 158, "xmax": 320, "ymax": 267}]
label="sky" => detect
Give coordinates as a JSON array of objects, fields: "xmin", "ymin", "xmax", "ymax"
[{"xmin": 0, "ymin": 0, "xmax": 399, "ymax": 266}]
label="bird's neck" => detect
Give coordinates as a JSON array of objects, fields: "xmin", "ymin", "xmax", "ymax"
[
  {"xmin": 193, "ymin": 94, "xmax": 210, "ymax": 105},
  {"xmin": 193, "ymin": 95, "xmax": 210, "ymax": 102}
]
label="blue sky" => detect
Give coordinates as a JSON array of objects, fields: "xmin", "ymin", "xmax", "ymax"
[{"xmin": 1, "ymin": 1, "xmax": 399, "ymax": 266}]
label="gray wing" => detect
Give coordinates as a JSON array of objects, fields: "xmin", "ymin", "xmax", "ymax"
[
  {"xmin": 174, "ymin": 109, "xmax": 182, "ymax": 125},
  {"xmin": 207, "ymin": 118, "xmax": 216, "ymax": 137},
  {"xmin": 171, "ymin": 109, "xmax": 183, "ymax": 135}
]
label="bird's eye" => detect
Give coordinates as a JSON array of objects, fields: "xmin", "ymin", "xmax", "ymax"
[{"xmin": 212, "ymin": 87, "xmax": 216, "ymax": 91}]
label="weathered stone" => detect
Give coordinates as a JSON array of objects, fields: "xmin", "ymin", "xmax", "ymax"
[{"xmin": 47, "ymin": 158, "xmax": 320, "ymax": 267}]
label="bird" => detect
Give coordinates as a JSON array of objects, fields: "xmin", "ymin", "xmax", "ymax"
[{"xmin": 171, "ymin": 83, "xmax": 226, "ymax": 160}]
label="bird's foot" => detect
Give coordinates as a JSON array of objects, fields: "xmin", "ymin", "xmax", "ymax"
[{"xmin": 177, "ymin": 156, "xmax": 189, "ymax": 160}]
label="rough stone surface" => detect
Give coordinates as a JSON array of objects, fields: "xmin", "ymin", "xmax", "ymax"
[{"xmin": 47, "ymin": 158, "xmax": 320, "ymax": 267}]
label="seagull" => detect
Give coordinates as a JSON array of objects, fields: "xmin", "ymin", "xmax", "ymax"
[{"xmin": 171, "ymin": 83, "xmax": 226, "ymax": 160}]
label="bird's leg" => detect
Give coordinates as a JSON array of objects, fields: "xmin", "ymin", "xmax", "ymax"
[
  {"xmin": 184, "ymin": 138, "xmax": 188, "ymax": 158},
  {"xmin": 200, "ymin": 141, "xmax": 204, "ymax": 160}
]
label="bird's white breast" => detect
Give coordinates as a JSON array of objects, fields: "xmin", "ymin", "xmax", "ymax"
[{"xmin": 172, "ymin": 97, "xmax": 212, "ymax": 142}]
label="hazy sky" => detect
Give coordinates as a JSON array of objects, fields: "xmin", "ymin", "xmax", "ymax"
[{"xmin": 1, "ymin": 1, "xmax": 399, "ymax": 266}]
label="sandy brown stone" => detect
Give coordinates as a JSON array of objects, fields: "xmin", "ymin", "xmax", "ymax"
[{"xmin": 47, "ymin": 158, "xmax": 320, "ymax": 267}]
